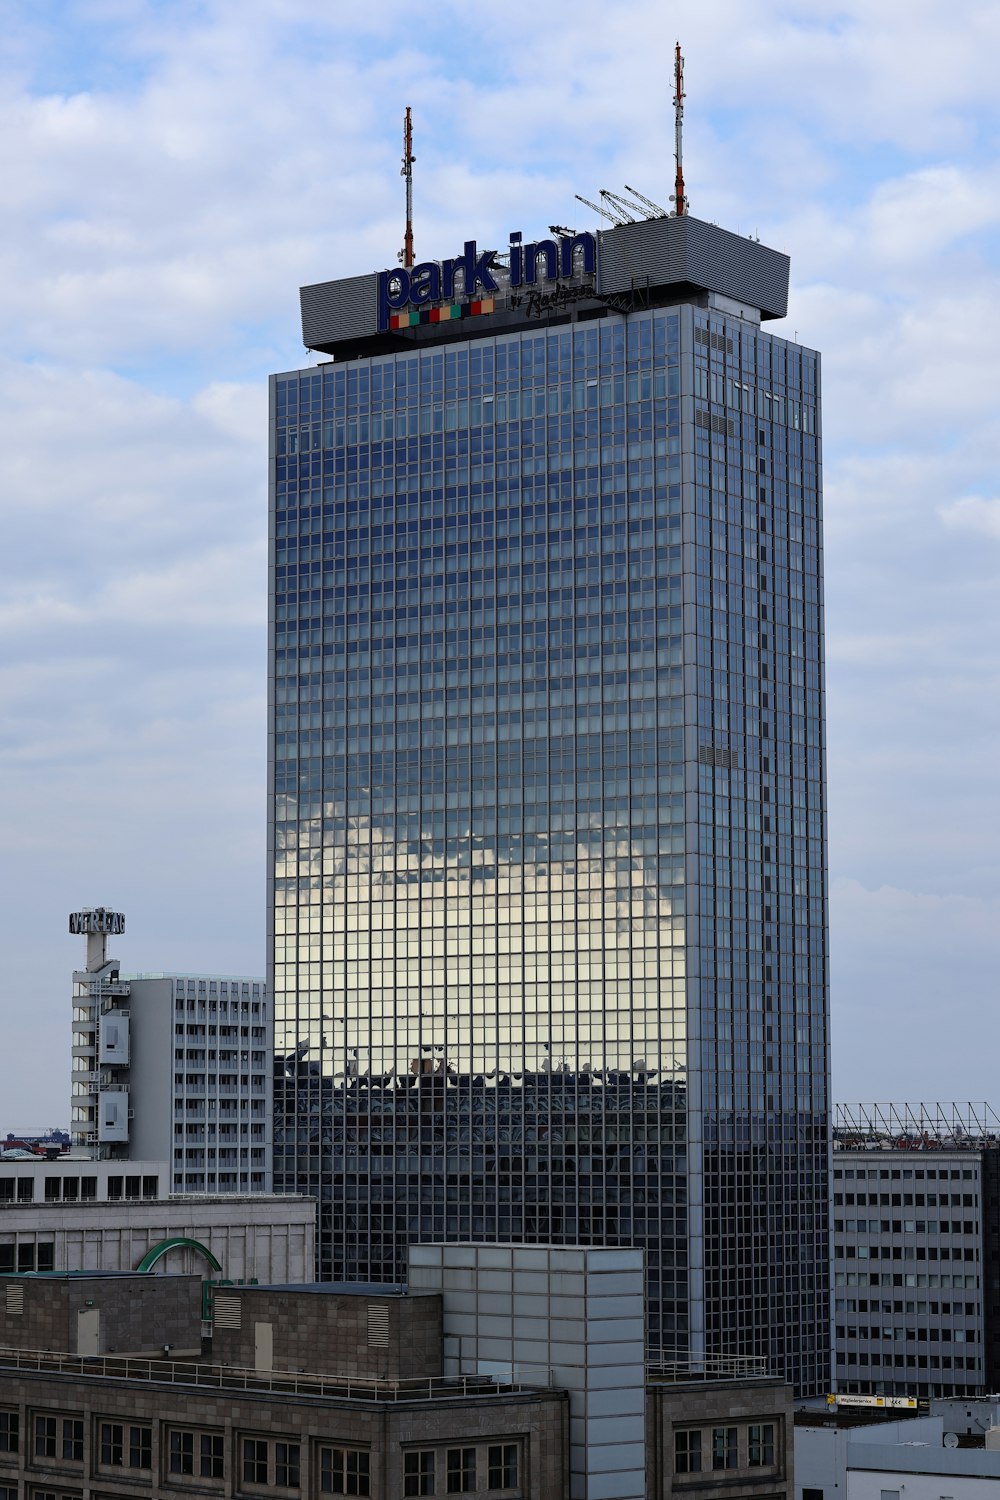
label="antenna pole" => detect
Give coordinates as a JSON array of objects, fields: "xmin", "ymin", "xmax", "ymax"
[
  {"xmin": 672, "ymin": 43, "xmax": 687, "ymax": 217},
  {"xmin": 401, "ymin": 106, "xmax": 415, "ymax": 268}
]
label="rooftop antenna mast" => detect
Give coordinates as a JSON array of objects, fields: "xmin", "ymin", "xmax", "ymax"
[
  {"xmin": 400, "ymin": 106, "xmax": 415, "ymax": 268},
  {"xmin": 672, "ymin": 43, "xmax": 688, "ymax": 217}
]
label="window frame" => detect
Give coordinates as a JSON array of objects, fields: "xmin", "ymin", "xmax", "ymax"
[
  {"xmin": 712, "ymin": 1425, "xmax": 738, "ymax": 1470},
  {"xmin": 34, "ymin": 1416, "xmax": 57, "ymax": 1460},
  {"xmin": 748, "ymin": 1421, "xmax": 776, "ymax": 1468},
  {"xmin": 487, "ymin": 1443, "xmax": 519, "ymax": 1490},
  {"xmin": 674, "ymin": 1428, "xmax": 702, "ymax": 1474},
  {"xmin": 275, "ymin": 1441, "xmax": 300, "ymax": 1490},
  {"xmin": 169, "ymin": 1429, "xmax": 195, "ymax": 1476},
  {"xmin": 446, "ymin": 1446, "xmax": 476, "ymax": 1493},
  {"xmin": 200, "ymin": 1432, "xmax": 225, "ymax": 1479},
  {"xmin": 403, "ymin": 1449, "xmax": 435, "ymax": 1497},
  {"xmin": 319, "ymin": 1445, "xmax": 370, "ymax": 1496},
  {"xmin": 0, "ymin": 1412, "xmax": 18, "ymax": 1455},
  {"xmin": 243, "ymin": 1437, "xmax": 269, "ymax": 1486}
]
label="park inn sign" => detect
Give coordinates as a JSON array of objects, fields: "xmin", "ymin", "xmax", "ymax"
[{"xmin": 376, "ymin": 228, "xmax": 598, "ymax": 331}]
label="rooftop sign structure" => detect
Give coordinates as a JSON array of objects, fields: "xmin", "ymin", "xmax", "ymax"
[
  {"xmin": 300, "ymin": 213, "xmax": 790, "ymax": 359},
  {"xmin": 68, "ymin": 909, "xmax": 125, "ymax": 936}
]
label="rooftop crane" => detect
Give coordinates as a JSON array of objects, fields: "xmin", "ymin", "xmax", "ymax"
[
  {"xmin": 574, "ymin": 192, "xmax": 629, "ymax": 226},
  {"xmin": 600, "ymin": 189, "xmax": 643, "ymax": 223},
  {"xmin": 623, "ymin": 183, "xmax": 668, "ymax": 218}
]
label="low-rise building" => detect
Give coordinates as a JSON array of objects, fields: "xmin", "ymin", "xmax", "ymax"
[
  {"xmin": 796, "ymin": 1408, "xmax": 1000, "ymax": 1500},
  {"xmin": 0, "ymin": 1272, "xmax": 567, "ymax": 1500},
  {"xmin": 0, "ymin": 1154, "xmax": 314, "ymax": 1282},
  {"xmin": 0, "ymin": 1253, "xmax": 795, "ymax": 1500}
]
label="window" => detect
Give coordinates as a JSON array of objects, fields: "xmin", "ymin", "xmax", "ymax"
[
  {"xmin": 201, "ymin": 1433, "xmax": 224, "ymax": 1478},
  {"xmin": 80, "ymin": 1178, "xmax": 97, "ymax": 1201},
  {"xmin": 37, "ymin": 1244, "xmax": 54, "ymax": 1272},
  {"xmin": 0, "ymin": 1249, "xmax": 12, "ymax": 1274},
  {"xmin": 106, "ymin": 1177, "xmax": 122, "ymax": 1200},
  {"xmin": 447, "ymin": 1448, "xmax": 476, "ymax": 1492},
  {"xmin": 674, "ymin": 1429, "xmax": 702, "ymax": 1473},
  {"xmin": 17, "ymin": 1180, "xmax": 33, "ymax": 1202},
  {"xmin": 319, "ymin": 1447, "xmax": 370, "ymax": 1495},
  {"xmin": 170, "ymin": 1430, "xmax": 195, "ymax": 1475},
  {"xmin": 748, "ymin": 1423, "xmax": 775, "ymax": 1467},
  {"xmin": 276, "ymin": 1442, "xmax": 300, "ymax": 1488},
  {"xmin": 802, "ymin": 1491, "xmax": 824, "ymax": 1500},
  {"xmin": 34, "ymin": 1416, "xmax": 57, "ymax": 1458},
  {"xmin": 130, "ymin": 1426, "xmax": 152, "ymax": 1470},
  {"xmin": 244, "ymin": 1439, "xmax": 268, "ymax": 1485},
  {"xmin": 404, "ymin": 1451, "xmax": 435, "ymax": 1496},
  {"xmin": 487, "ymin": 1444, "xmax": 519, "ymax": 1489},
  {"xmin": 0, "ymin": 1413, "xmax": 18, "ymax": 1454},
  {"xmin": 100, "ymin": 1424, "xmax": 123, "ymax": 1466},
  {"xmin": 712, "ymin": 1427, "xmax": 737, "ymax": 1470},
  {"xmin": 103, "ymin": 1422, "xmax": 151, "ymax": 1469}
]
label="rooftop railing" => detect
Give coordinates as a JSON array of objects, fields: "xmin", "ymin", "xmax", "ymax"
[
  {"xmin": 0, "ymin": 1347, "xmax": 553, "ymax": 1404},
  {"xmin": 646, "ymin": 1353, "xmax": 770, "ymax": 1381}
]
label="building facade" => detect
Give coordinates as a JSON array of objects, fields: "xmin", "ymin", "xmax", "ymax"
[
  {"xmin": 833, "ymin": 1104, "xmax": 1000, "ymax": 1400},
  {"xmin": 69, "ymin": 909, "xmax": 271, "ymax": 1192},
  {"xmin": 0, "ymin": 1259, "xmax": 793, "ymax": 1500},
  {"xmin": 0, "ymin": 1155, "xmax": 315, "ymax": 1281},
  {"xmin": 0, "ymin": 1176, "xmax": 314, "ymax": 1284},
  {"xmin": 269, "ymin": 212, "xmax": 830, "ymax": 1392}
]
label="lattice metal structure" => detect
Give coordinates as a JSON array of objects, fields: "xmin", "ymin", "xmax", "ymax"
[{"xmin": 834, "ymin": 1102, "xmax": 1000, "ymax": 1151}]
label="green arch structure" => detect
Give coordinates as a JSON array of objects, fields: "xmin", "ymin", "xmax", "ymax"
[{"xmin": 135, "ymin": 1237, "xmax": 223, "ymax": 1274}]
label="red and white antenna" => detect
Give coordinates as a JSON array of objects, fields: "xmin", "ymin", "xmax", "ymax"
[
  {"xmin": 672, "ymin": 43, "xmax": 688, "ymax": 217},
  {"xmin": 400, "ymin": 106, "xmax": 415, "ymax": 268}
]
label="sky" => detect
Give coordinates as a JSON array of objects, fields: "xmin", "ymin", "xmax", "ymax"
[{"xmin": 1, "ymin": 0, "xmax": 998, "ymax": 1129}]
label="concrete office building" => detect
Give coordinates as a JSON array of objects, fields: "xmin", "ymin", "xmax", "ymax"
[
  {"xmin": 833, "ymin": 1103, "xmax": 1000, "ymax": 1399},
  {"xmin": 69, "ymin": 908, "xmax": 271, "ymax": 1192},
  {"xmin": 0, "ymin": 1154, "xmax": 315, "ymax": 1281},
  {"xmin": 270, "ymin": 204, "xmax": 829, "ymax": 1393}
]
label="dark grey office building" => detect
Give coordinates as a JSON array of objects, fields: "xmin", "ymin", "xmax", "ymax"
[{"xmin": 269, "ymin": 210, "xmax": 830, "ymax": 1394}]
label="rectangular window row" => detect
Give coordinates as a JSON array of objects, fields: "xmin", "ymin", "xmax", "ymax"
[
  {"xmin": 674, "ymin": 1421, "xmax": 777, "ymax": 1475},
  {"xmin": 404, "ymin": 1442, "xmax": 518, "ymax": 1495},
  {"xmin": 0, "ymin": 1415, "xmax": 368, "ymax": 1494},
  {"xmin": 0, "ymin": 1243, "xmax": 55, "ymax": 1273}
]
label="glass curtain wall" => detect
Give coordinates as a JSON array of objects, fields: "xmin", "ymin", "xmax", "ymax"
[{"xmin": 269, "ymin": 302, "xmax": 828, "ymax": 1393}]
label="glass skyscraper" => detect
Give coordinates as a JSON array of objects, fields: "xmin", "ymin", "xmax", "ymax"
[{"xmin": 270, "ymin": 214, "xmax": 829, "ymax": 1394}]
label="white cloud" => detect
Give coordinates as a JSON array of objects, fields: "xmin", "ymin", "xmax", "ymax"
[
  {"xmin": 940, "ymin": 495, "xmax": 1000, "ymax": 540},
  {"xmin": 1, "ymin": 0, "xmax": 999, "ymax": 1120}
]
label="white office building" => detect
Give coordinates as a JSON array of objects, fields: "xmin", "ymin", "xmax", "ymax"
[
  {"xmin": 69, "ymin": 908, "xmax": 271, "ymax": 1193},
  {"xmin": 0, "ymin": 1153, "xmax": 314, "ymax": 1281},
  {"xmin": 832, "ymin": 1104, "xmax": 998, "ymax": 1400}
]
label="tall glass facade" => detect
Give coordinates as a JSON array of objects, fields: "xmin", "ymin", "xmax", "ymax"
[{"xmin": 270, "ymin": 298, "xmax": 829, "ymax": 1393}]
